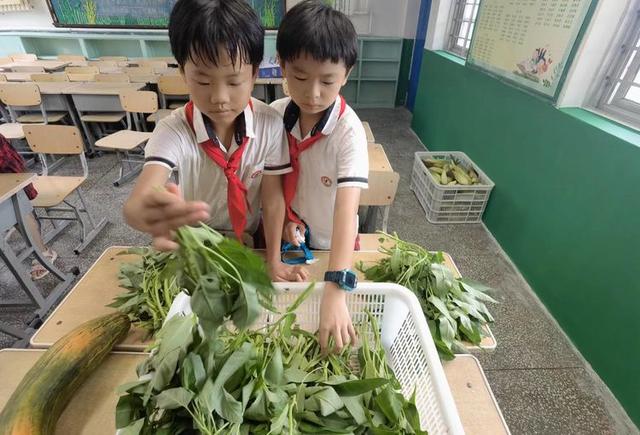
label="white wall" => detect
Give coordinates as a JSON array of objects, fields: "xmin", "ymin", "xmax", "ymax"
[{"xmin": 0, "ymin": 0, "xmax": 55, "ymax": 29}]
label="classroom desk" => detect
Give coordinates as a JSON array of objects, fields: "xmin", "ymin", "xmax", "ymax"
[
  {"xmin": 0, "ymin": 174, "xmax": 75, "ymax": 345},
  {"xmin": 30, "ymin": 245, "xmax": 469, "ymax": 351},
  {"xmin": 362, "ymin": 121, "xmax": 375, "ymax": 143},
  {"xmin": 361, "ymin": 143, "xmax": 399, "ymax": 233},
  {"xmin": 0, "ymin": 351, "xmax": 509, "ymax": 435},
  {"xmin": 2, "ymin": 72, "xmax": 34, "ymax": 82},
  {"xmin": 64, "ymin": 82, "xmax": 145, "ymax": 154},
  {"xmin": 0, "ymin": 60, "xmax": 70, "ymax": 72}
]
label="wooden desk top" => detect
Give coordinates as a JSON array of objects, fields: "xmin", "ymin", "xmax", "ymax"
[
  {"xmin": 64, "ymin": 82, "xmax": 145, "ymax": 95},
  {"xmin": 362, "ymin": 121, "xmax": 375, "ymax": 143},
  {"xmin": 33, "ymin": 82, "xmax": 76, "ymax": 95},
  {"xmin": 3, "ymin": 72, "xmax": 33, "ymax": 82},
  {"xmin": 31, "ymin": 245, "xmax": 473, "ymax": 351},
  {"xmin": 0, "ymin": 173, "xmax": 36, "ymax": 203},
  {"xmin": 368, "ymin": 143, "xmax": 392, "ymax": 172},
  {"xmin": 0, "ymin": 351, "xmax": 508, "ymax": 435},
  {"xmin": 0, "ymin": 350, "xmax": 143, "ymax": 435},
  {"xmin": 0, "ymin": 60, "xmax": 70, "ymax": 72}
]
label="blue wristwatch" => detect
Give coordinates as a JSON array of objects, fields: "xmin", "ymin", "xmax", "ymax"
[{"xmin": 324, "ymin": 269, "xmax": 358, "ymax": 292}]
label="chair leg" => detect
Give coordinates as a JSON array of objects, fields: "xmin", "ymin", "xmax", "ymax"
[{"xmin": 70, "ymin": 189, "xmax": 107, "ymax": 254}]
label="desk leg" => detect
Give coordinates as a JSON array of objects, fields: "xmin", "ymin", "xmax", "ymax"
[{"xmin": 62, "ymin": 94, "xmax": 97, "ymax": 157}]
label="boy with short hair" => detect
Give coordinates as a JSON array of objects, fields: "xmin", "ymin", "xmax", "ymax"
[
  {"xmin": 271, "ymin": 1, "xmax": 369, "ymax": 353},
  {"xmin": 124, "ymin": 0, "xmax": 307, "ymax": 282}
]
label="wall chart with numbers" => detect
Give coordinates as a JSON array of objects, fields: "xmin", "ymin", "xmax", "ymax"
[{"xmin": 467, "ymin": 0, "xmax": 595, "ymax": 99}]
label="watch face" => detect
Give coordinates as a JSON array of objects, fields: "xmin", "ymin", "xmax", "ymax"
[{"xmin": 344, "ymin": 272, "xmax": 357, "ymax": 288}]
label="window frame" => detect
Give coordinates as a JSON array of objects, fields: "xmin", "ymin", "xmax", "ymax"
[
  {"xmin": 446, "ymin": 0, "xmax": 481, "ymax": 58},
  {"xmin": 593, "ymin": 5, "xmax": 640, "ymax": 129}
]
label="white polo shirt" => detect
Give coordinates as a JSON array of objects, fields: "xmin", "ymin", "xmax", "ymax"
[
  {"xmin": 271, "ymin": 96, "xmax": 369, "ymax": 250},
  {"xmin": 144, "ymin": 98, "xmax": 292, "ymax": 235}
]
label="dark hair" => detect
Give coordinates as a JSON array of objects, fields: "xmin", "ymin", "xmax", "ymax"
[
  {"xmin": 277, "ymin": 0, "xmax": 358, "ymax": 69},
  {"xmin": 169, "ymin": 0, "xmax": 265, "ymax": 70}
]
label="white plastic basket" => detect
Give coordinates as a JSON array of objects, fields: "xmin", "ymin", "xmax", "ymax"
[
  {"xmin": 411, "ymin": 151, "xmax": 494, "ymax": 224},
  {"xmin": 262, "ymin": 282, "xmax": 465, "ymax": 435}
]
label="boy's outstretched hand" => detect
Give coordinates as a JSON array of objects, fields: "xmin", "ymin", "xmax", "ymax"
[
  {"xmin": 142, "ymin": 183, "xmax": 210, "ymax": 251},
  {"xmin": 319, "ymin": 283, "xmax": 358, "ymax": 354},
  {"xmin": 268, "ymin": 261, "xmax": 310, "ymax": 282}
]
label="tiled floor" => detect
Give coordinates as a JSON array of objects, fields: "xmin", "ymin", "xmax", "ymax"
[{"xmin": 0, "ymin": 108, "xmax": 637, "ymax": 434}]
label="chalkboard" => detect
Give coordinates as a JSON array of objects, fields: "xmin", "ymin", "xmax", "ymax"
[
  {"xmin": 46, "ymin": 0, "xmax": 285, "ymax": 29},
  {"xmin": 467, "ymin": 0, "xmax": 596, "ymax": 100}
]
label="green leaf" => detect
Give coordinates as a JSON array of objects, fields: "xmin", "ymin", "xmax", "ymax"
[
  {"xmin": 115, "ymin": 394, "xmax": 140, "ymax": 429},
  {"xmin": 342, "ymin": 395, "xmax": 367, "ymax": 425},
  {"xmin": 117, "ymin": 418, "xmax": 145, "ymax": 435},
  {"xmin": 210, "ymin": 342, "xmax": 255, "ymax": 420},
  {"xmin": 327, "ymin": 378, "xmax": 389, "ymax": 396},
  {"xmin": 245, "ymin": 389, "xmax": 269, "ymax": 421},
  {"xmin": 191, "ymin": 276, "xmax": 228, "ymax": 335},
  {"xmin": 155, "ymin": 387, "xmax": 194, "ymax": 410},
  {"xmin": 180, "ymin": 352, "xmax": 206, "ymax": 392},
  {"xmin": 305, "ymin": 387, "xmax": 344, "ymax": 417},
  {"xmin": 231, "ymin": 282, "xmax": 261, "ymax": 330},
  {"xmin": 269, "ymin": 402, "xmax": 290, "ymax": 434},
  {"xmin": 151, "ymin": 314, "xmax": 196, "ymax": 390},
  {"xmin": 265, "ymin": 345, "xmax": 284, "ymax": 385},
  {"xmin": 374, "ymin": 385, "xmax": 402, "ymax": 422}
]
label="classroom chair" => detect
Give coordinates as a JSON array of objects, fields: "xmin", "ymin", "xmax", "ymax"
[
  {"xmin": 88, "ymin": 60, "xmax": 122, "ymax": 73},
  {"xmin": 95, "ymin": 73, "xmax": 130, "ymax": 83},
  {"xmin": 0, "ymin": 83, "xmax": 67, "ymax": 124},
  {"xmin": 158, "ymin": 74, "xmax": 189, "ymax": 109},
  {"xmin": 136, "ymin": 60, "xmax": 168, "ymax": 72},
  {"xmin": 22, "ymin": 124, "xmax": 107, "ymax": 254},
  {"xmin": 67, "ymin": 73, "xmax": 96, "ymax": 82},
  {"xmin": 99, "ymin": 56, "xmax": 128, "ymax": 62},
  {"xmin": 65, "ymin": 66, "xmax": 99, "ymax": 74},
  {"xmin": 0, "ymin": 122, "xmax": 25, "ymax": 141},
  {"xmin": 11, "ymin": 66, "xmax": 46, "ymax": 73},
  {"xmin": 95, "ymin": 90, "xmax": 156, "ymax": 186},
  {"xmin": 31, "ymin": 73, "xmax": 69, "ymax": 82},
  {"xmin": 122, "ymin": 66, "xmax": 153, "ymax": 76},
  {"xmin": 57, "ymin": 54, "xmax": 86, "ymax": 62},
  {"xmin": 10, "ymin": 53, "xmax": 37, "ymax": 62}
]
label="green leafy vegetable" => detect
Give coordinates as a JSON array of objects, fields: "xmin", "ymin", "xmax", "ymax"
[
  {"xmin": 116, "ymin": 286, "xmax": 429, "ymax": 434},
  {"xmin": 357, "ymin": 232, "xmax": 497, "ymax": 359},
  {"xmin": 110, "ymin": 224, "xmax": 276, "ymax": 337}
]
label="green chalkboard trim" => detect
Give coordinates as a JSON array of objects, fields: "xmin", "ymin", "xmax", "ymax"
[{"xmin": 560, "ymin": 107, "xmax": 640, "ymax": 148}]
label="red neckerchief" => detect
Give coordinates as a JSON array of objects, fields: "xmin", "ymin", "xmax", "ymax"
[
  {"xmin": 184, "ymin": 101, "xmax": 252, "ymax": 242},
  {"xmin": 282, "ymin": 96, "xmax": 346, "ymax": 223}
]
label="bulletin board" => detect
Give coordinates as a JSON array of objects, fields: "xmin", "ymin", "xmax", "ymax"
[
  {"xmin": 466, "ymin": 0, "xmax": 597, "ymax": 100},
  {"xmin": 46, "ymin": 0, "xmax": 285, "ymax": 29}
]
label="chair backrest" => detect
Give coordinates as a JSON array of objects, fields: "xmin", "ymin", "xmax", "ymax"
[
  {"xmin": 96, "ymin": 73, "xmax": 130, "ymax": 83},
  {"xmin": 0, "ymin": 83, "xmax": 42, "ymax": 106},
  {"xmin": 12, "ymin": 66, "xmax": 45, "ymax": 73},
  {"xmin": 158, "ymin": 74, "xmax": 189, "ymax": 96},
  {"xmin": 136, "ymin": 60, "xmax": 167, "ymax": 71},
  {"xmin": 99, "ymin": 56, "xmax": 128, "ymax": 62},
  {"xmin": 57, "ymin": 54, "xmax": 86, "ymax": 62},
  {"xmin": 65, "ymin": 66, "xmax": 99, "ymax": 74},
  {"xmin": 31, "ymin": 73, "xmax": 69, "ymax": 82},
  {"xmin": 0, "ymin": 57, "xmax": 11, "ymax": 65},
  {"xmin": 89, "ymin": 60, "xmax": 118, "ymax": 68},
  {"xmin": 10, "ymin": 53, "xmax": 37, "ymax": 62},
  {"xmin": 24, "ymin": 124, "xmax": 85, "ymax": 155},
  {"xmin": 67, "ymin": 73, "xmax": 96, "ymax": 82},
  {"xmin": 123, "ymin": 66, "xmax": 153, "ymax": 76},
  {"xmin": 119, "ymin": 90, "xmax": 158, "ymax": 114}
]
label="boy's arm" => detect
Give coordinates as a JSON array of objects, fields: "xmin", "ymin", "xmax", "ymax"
[
  {"xmin": 319, "ymin": 186, "xmax": 361, "ymax": 353},
  {"xmin": 123, "ymin": 165, "xmax": 210, "ymax": 251},
  {"xmin": 260, "ymin": 174, "xmax": 309, "ymax": 282}
]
